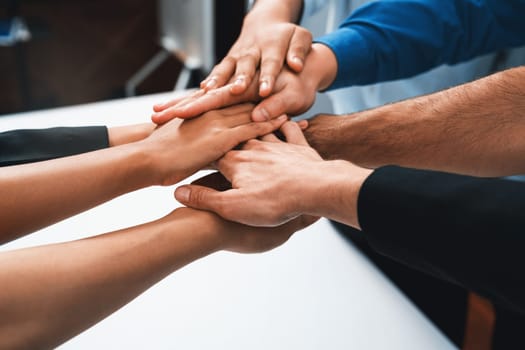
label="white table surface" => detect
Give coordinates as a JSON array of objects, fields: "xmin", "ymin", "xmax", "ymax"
[{"xmin": 0, "ymin": 93, "xmax": 457, "ymax": 350}]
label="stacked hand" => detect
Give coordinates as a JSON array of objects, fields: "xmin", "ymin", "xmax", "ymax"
[{"xmin": 141, "ymin": 103, "xmax": 287, "ymax": 186}]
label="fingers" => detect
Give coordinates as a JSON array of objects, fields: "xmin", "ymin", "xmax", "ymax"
[
  {"xmin": 152, "ymin": 89, "xmax": 206, "ymax": 119},
  {"xmin": 230, "ymin": 51, "xmax": 260, "ymax": 95},
  {"xmin": 201, "ymin": 56, "xmax": 237, "ymax": 91},
  {"xmin": 260, "ymin": 133, "xmax": 281, "ymax": 143},
  {"xmin": 152, "ymin": 85, "xmax": 245, "ymax": 124},
  {"xmin": 152, "ymin": 94, "xmax": 187, "ymax": 113},
  {"xmin": 175, "ymin": 185, "xmax": 226, "ymax": 215},
  {"xmin": 286, "ymin": 27, "xmax": 312, "ymax": 73},
  {"xmin": 297, "ymin": 119, "xmax": 309, "ymax": 130},
  {"xmin": 226, "ymin": 115, "xmax": 287, "ymax": 147},
  {"xmin": 252, "ymin": 91, "xmax": 292, "ymax": 122},
  {"xmin": 280, "ymin": 121, "xmax": 309, "ymax": 145},
  {"xmin": 258, "ymin": 47, "xmax": 287, "ymax": 98},
  {"xmin": 175, "ymin": 185, "xmax": 248, "ymax": 225}
]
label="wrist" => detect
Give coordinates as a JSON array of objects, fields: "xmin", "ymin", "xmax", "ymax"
[
  {"xmin": 304, "ymin": 44, "xmax": 338, "ymax": 92},
  {"xmin": 247, "ymin": 0, "xmax": 302, "ymax": 23},
  {"xmin": 119, "ymin": 141, "xmax": 163, "ymax": 188},
  {"xmin": 108, "ymin": 123, "xmax": 156, "ymax": 147},
  {"xmin": 164, "ymin": 208, "xmax": 226, "ymax": 253},
  {"xmin": 306, "ymin": 160, "xmax": 372, "ymax": 230}
]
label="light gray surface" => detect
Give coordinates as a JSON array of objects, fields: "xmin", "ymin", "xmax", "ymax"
[{"xmin": 0, "ymin": 93, "xmax": 456, "ymax": 350}]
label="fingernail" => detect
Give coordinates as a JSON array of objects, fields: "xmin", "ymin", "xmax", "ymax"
[
  {"xmin": 234, "ymin": 76, "xmax": 245, "ymax": 86},
  {"xmin": 277, "ymin": 115, "xmax": 287, "ymax": 122},
  {"xmin": 292, "ymin": 56, "xmax": 303, "ymax": 66},
  {"xmin": 253, "ymin": 108, "xmax": 270, "ymax": 121},
  {"xmin": 260, "ymin": 80, "xmax": 269, "ymax": 92},
  {"xmin": 175, "ymin": 187, "xmax": 190, "ymax": 202},
  {"xmin": 205, "ymin": 78, "xmax": 217, "ymax": 89}
]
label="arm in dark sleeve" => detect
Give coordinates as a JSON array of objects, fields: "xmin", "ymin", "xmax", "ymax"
[
  {"xmin": 358, "ymin": 166, "xmax": 525, "ymax": 314},
  {"xmin": 315, "ymin": 0, "xmax": 525, "ymax": 89},
  {"xmin": 0, "ymin": 126, "xmax": 109, "ymax": 167}
]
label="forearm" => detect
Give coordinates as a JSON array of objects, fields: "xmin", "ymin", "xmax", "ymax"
[
  {"xmin": 0, "ymin": 143, "xmax": 154, "ymax": 243},
  {"xmin": 0, "ymin": 208, "xmax": 222, "ymax": 349},
  {"xmin": 359, "ymin": 166, "xmax": 525, "ymax": 314},
  {"xmin": 315, "ymin": 0, "xmax": 525, "ymax": 88},
  {"xmin": 306, "ymin": 66, "xmax": 525, "ymax": 177},
  {"xmin": 107, "ymin": 123, "xmax": 156, "ymax": 147},
  {"xmin": 247, "ymin": 0, "xmax": 303, "ymax": 23}
]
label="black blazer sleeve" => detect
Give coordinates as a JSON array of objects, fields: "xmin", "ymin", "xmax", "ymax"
[
  {"xmin": 0, "ymin": 126, "xmax": 109, "ymax": 167},
  {"xmin": 358, "ymin": 166, "xmax": 525, "ymax": 314}
]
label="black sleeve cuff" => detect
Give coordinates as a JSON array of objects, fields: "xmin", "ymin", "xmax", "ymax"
[
  {"xmin": 0, "ymin": 126, "xmax": 109, "ymax": 167},
  {"xmin": 358, "ymin": 166, "xmax": 525, "ymax": 314}
]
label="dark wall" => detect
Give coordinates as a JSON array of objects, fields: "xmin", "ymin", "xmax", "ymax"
[{"xmin": 0, "ymin": 0, "xmax": 244, "ymax": 116}]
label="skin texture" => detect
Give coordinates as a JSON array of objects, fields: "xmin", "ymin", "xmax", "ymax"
[
  {"xmin": 175, "ymin": 121, "xmax": 372, "ymax": 230},
  {"xmin": 107, "ymin": 123, "xmax": 157, "ymax": 147},
  {"xmin": 304, "ymin": 66, "xmax": 525, "ymax": 177},
  {"xmin": 174, "ymin": 66, "xmax": 525, "ymax": 230},
  {"xmin": 152, "ymin": 43, "xmax": 337, "ymax": 124},
  {"xmin": 151, "ymin": 0, "xmax": 308, "ymax": 105},
  {"xmin": 0, "ymin": 104, "xmax": 286, "ymax": 243},
  {"xmin": 0, "ymin": 102, "xmax": 317, "ymax": 349},
  {"xmin": 0, "ymin": 208, "xmax": 315, "ymax": 349}
]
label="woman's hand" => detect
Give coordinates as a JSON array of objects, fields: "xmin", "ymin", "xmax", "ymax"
[
  {"xmin": 151, "ymin": 44, "xmax": 336, "ymax": 124},
  {"xmin": 197, "ymin": 21, "xmax": 312, "ymax": 98},
  {"xmin": 142, "ymin": 103, "xmax": 288, "ymax": 186}
]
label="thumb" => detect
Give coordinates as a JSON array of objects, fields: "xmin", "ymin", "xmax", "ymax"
[
  {"xmin": 174, "ymin": 185, "xmax": 225, "ymax": 213},
  {"xmin": 252, "ymin": 94, "xmax": 289, "ymax": 122}
]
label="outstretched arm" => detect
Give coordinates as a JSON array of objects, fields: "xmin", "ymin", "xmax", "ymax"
[
  {"xmin": 0, "ymin": 104, "xmax": 286, "ymax": 243},
  {"xmin": 0, "ymin": 207, "xmax": 315, "ymax": 349},
  {"xmin": 305, "ymin": 66, "xmax": 525, "ymax": 177},
  {"xmin": 316, "ymin": 0, "xmax": 525, "ymax": 89}
]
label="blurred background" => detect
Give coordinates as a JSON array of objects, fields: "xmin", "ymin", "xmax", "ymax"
[{"xmin": 0, "ymin": 0, "xmax": 245, "ymax": 116}]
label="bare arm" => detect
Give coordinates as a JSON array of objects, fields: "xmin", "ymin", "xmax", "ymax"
[
  {"xmin": 0, "ymin": 104, "xmax": 286, "ymax": 243},
  {"xmin": 107, "ymin": 123, "xmax": 156, "ymax": 146},
  {"xmin": 0, "ymin": 207, "xmax": 314, "ymax": 349},
  {"xmin": 305, "ymin": 66, "xmax": 525, "ymax": 177}
]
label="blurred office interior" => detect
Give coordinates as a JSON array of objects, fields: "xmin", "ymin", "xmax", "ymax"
[{"xmin": 0, "ymin": 0, "xmax": 245, "ymax": 116}]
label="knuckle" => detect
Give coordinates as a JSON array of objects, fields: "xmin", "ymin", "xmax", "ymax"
[
  {"xmin": 244, "ymin": 138, "xmax": 260, "ymax": 149},
  {"xmin": 298, "ymin": 27, "xmax": 313, "ymax": 40},
  {"xmin": 221, "ymin": 56, "xmax": 237, "ymax": 67},
  {"xmin": 189, "ymin": 189, "xmax": 205, "ymax": 206}
]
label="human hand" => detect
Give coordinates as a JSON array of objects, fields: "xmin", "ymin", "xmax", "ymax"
[
  {"xmin": 151, "ymin": 44, "xmax": 336, "ymax": 124},
  {"xmin": 173, "ymin": 121, "xmax": 328, "ymax": 226},
  {"xmin": 197, "ymin": 21, "xmax": 312, "ymax": 97},
  {"xmin": 176, "ymin": 207, "xmax": 317, "ymax": 254},
  {"xmin": 140, "ymin": 103, "xmax": 287, "ymax": 186}
]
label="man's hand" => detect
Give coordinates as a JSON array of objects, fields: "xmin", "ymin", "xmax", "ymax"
[
  {"xmin": 141, "ymin": 104, "xmax": 287, "ymax": 186},
  {"xmin": 189, "ymin": 207, "xmax": 318, "ymax": 254},
  {"xmin": 174, "ymin": 121, "xmax": 371, "ymax": 229}
]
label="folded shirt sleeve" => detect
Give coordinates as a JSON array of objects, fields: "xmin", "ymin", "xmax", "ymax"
[
  {"xmin": 0, "ymin": 126, "xmax": 109, "ymax": 167},
  {"xmin": 315, "ymin": 0, "xmax": 525, "ymax": 89},
  {"xmin": 358, "ymin": 166, "xmax": 525, "ymax": 314}
]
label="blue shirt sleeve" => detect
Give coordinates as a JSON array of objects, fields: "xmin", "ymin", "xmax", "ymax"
[{"xmin": 315, "ymin": 0, "xmax": 525, "ymax": 89}]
